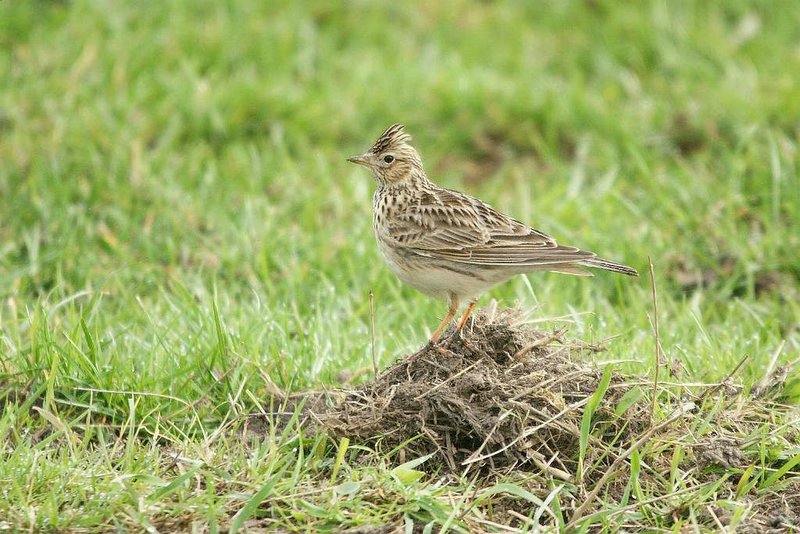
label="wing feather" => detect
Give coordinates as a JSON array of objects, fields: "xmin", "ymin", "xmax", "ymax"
[{"xmin": 383, "ymin": 187, "xmax": 597, "ymax": 267}]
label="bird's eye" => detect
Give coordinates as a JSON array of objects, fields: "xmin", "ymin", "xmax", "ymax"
[{"xmin": 383, "ymin": 155, "xmax": 395, "ymax": 164}]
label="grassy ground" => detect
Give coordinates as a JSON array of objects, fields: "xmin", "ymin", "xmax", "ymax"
[{"xmin": 1, "ymin": 0, "xmax": 799, "ymax": 531}]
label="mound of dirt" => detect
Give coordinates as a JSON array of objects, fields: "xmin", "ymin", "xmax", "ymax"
[
  {"xmin": 250, "ymin": 306, "xmax": 800, "ymax": 531},
  {"xmin": 322, "ymin": 307, "xmax": 646, "ymax": 475}
]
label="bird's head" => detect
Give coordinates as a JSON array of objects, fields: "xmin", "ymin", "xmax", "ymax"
[{"xmin": 347, "ymin": 124, "xmax": 425, "ymax": 186}]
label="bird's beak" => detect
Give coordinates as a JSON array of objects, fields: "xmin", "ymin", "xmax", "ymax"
[{"xmin": 347, "ymin": 154, "xmax": 370, "ymax": 167}]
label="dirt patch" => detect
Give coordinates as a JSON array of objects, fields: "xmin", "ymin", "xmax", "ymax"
[
  {"xmin": 251, "ymin": 307, "xmax": 799, "ymax": 531},
  {"xmin": 321, "ymin": 308, "xmax": 642, "ymax": 476}
]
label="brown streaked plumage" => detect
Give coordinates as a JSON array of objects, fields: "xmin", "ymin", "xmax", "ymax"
[{"xmin": 348, "ymin": 124, "xmax": 638, "ymax": 345}]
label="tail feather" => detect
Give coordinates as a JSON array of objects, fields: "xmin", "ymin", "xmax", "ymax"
[
  {"xmin": 579, "ymin": 257, "xmax": 639, "ymax": 277},
  {"xmin": 547, "ymin": 265, "xmax": 594, "ymax": 276}
]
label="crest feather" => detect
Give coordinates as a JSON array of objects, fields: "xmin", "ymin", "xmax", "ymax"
[{"xmin": 370, "ymin": 124, "xmax": 412, "ymax": 154}]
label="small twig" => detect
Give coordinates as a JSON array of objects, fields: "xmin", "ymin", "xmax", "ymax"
[
  {"xmin": 473, "ymin": 519, "xmax": 527, "ymax": 533},
  {"xmin": 461, "ymin": 409, "xmax": 514, "ymax": 473},
  {"xmin": 512, "ymin": 327, "xmax": 568, "ymax": 359},
  {"xmin": 463, "ymin": 397, "xmax": 590, "ymax": 466},
  {"xmin": 413, "ymin": 359, "xmax": 482, "ymax": 401},
  {"xmin": 648, "ymin": 257, "xmax": 661, "ymax": 427},
  {"xmin": 369, "ymin": 290, "xmax": 378, "ymax": 377},
  {"xmin": 707, "ymin": 505, "xmax": 726, "ymax": 532},
  {"xmin": 506, "ymin": 510, "xmax": 536, "ymax": 527},
  {"xmin": 529, "ymin": 450, "xmax": 572, "ymax": 481},
  {"xmin": 509, "ymin": 368, "xmax": 591, "ymax": 401},
  {"xmin": 698, "ymin": 353, "xmax": 751, "ymax": 403}
]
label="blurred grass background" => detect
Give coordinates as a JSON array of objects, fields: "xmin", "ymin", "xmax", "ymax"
[{"xmin": 1, "ymin": 0, "xmax": 799, "ymax": 530}]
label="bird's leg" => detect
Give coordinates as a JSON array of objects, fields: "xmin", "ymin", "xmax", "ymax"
[
  {"xmin": 455, "ymin": 299, "xmax": 477, "ymax": 333},
  {"xmin": 427, "ymin": 294, "xmax": 459, "ymax": 347},
  {"xmin": 440, "ymin": 298, "xmax": 478, "ymax": 347}
]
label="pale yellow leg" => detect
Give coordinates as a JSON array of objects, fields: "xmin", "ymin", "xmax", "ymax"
[{"xmin": 429, "ymin": 294, "xmax": 459, "ymax": 344}]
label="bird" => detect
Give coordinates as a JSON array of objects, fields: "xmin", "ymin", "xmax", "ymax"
[{"xmin": 347, "ymin": 124, "xmax": 638, "ymax": 345}]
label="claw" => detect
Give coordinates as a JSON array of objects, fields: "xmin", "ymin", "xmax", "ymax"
[{"xmin": 433, "ymin": 327, "xmax": 462, "ymax": 350}]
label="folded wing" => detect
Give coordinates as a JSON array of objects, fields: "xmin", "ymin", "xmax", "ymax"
[{"xmin": 384, "ymin": 188, "xmax": 597, "ymax": 267}]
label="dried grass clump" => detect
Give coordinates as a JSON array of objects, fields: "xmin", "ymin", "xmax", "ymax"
[
  {"xmin": 243, "ymin": 305, "xmax": 800, "ymax": 530},
  {"xmin": 303, "ymin": 306, "xmax": 800, "ymax": 530},
  {"xmin": 322, "ymin": 307, "xmax": 646, "ymax": 476}
]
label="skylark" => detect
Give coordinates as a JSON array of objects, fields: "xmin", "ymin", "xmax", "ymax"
[{"xmin": 348, "ymin": 124, "xmax": 638, "ymax": 345}]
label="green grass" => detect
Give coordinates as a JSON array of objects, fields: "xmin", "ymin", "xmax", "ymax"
[{"xmin": 1, "ymin": 0, "xmax": 799, "ymax": 531}]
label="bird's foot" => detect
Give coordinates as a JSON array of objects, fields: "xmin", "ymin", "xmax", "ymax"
[
  {"xmin": 421, "ymin": 334, "xmax": 451, "ymax": 353},
  {"xmin": 432, "ymin": 328, "xmax": 465, "ymax": 351}
]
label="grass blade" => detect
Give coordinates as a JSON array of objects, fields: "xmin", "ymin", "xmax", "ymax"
[
  {"xmin": 229, "ymin": 463, "xmax": 289, "ymax": 534},
  {"xmin": 578, "ymin": 365, "xmax": 613, "ymax": 483}
]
